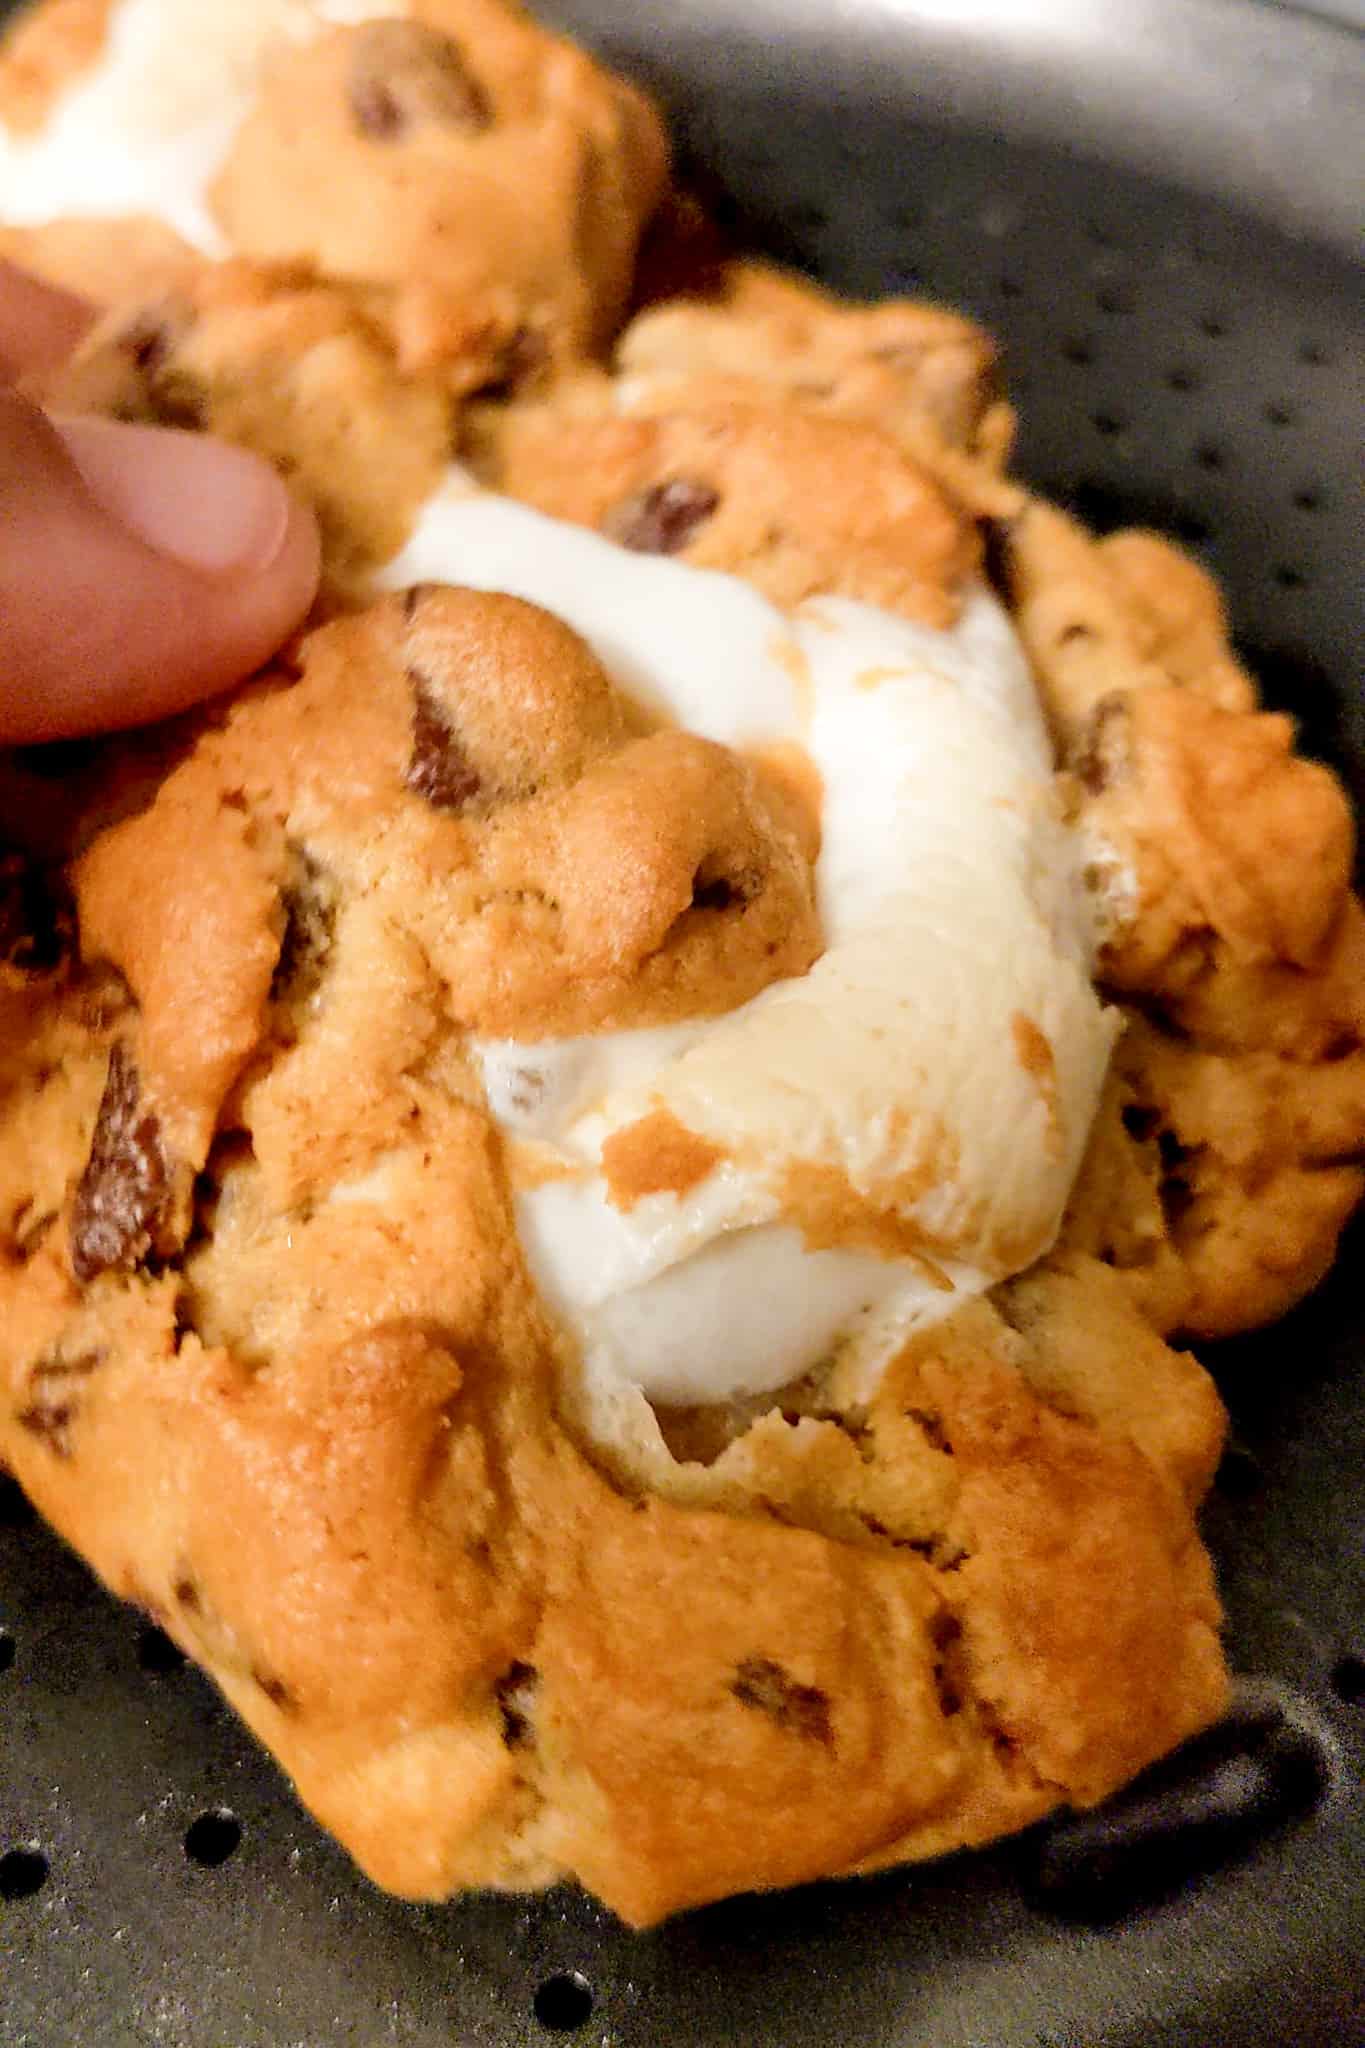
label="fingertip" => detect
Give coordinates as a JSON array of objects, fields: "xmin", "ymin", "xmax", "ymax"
[
  {"xmin": 0, "ymin": 399, "xmax": 322, "ymax": 741},
  {"xmin": 0, "ymin": 260, "xmax": 94, "ymax": 380}
]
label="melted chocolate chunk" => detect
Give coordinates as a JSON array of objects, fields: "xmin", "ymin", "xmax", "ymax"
[
  {"xmin": 347, "ymin": 20, "xmax": 491, "ymax": 141},
  {"xmin": 271, "ymin": 851, "xmax": 337, "ymax": 1007},
  {"xmin": 730, "ymin": 1656, "xmax": 833, "ymax": 1745},
  {"xmin": 1121, "ymin": 1102, "xmax": 1163, "ymax": 1144},
  {"xmin": 253, "ymin": 1666, "xmax": 299, "ymax": 1714},
  {"xmin": 14, "ymin": 1349, "xmax": 104, "ymax": 1460},
  {"xmin": 120, "ymin": 303, "xmax": 189, "ymax": 378},
  {"xmin": 15, "ymin": 1396, "xmax": 75, "ymax": 1458},
  {"xmin": 69, "ymin": 1043, "xmax": 173, "ymax": 1283},
  {"xmin": 607, "ymin": 478, "xmax": 720, "ymax": 556},
  {"xmin": 405, "ymin": 676, "xmax": 483, "ymax": 812},
  {"xmin": 145, "ymin": 369, "xmax": 209, "ymax": 434},
  {"xmin": 494, "ymin": 1661, "xmax": 539, "ymax": 1748},
  {"xmin": 0, "ymin": 850, "xmax": 74, "ymax": 976},
  {"xmin": 1071, "ymin": 692, "xmax": 1132, "ymax": 795},
  {"xmin": 906, "ymin": 1405, "xmax": 952, "ymax": 1455},
  {"xmin": 107, "ymin": 301, "xmax": 204, "ymax": 430}
]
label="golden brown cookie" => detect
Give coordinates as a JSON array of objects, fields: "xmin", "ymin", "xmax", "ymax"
[
  {"xmin": 1002, "ymin": 499, "xmax": 1258, "ymax": 744},
  {"xmin": 613, "ymin": 259, "xmax": 1021, "ymax": 514},
  {"xmin": 0, "ymin": 573, "xmax": 1234, "ymax": 1926},
  {"xmin": 489, "ymin": 399, "xmax": 980, "ymax": 628},
  {"xmin": 2, "ymin": 0, "xmax": 1363, "ymax": 1942},
  {"xmin": 23, "ymin": 258, "xmax": 455, "ymax": 584},
  {"xmin": 209, "ymin": 0, "xmax": 669, "ymax": 388},
  {"xmin": 1032, "ymin": 532, "xmax": 1365, "ymax": 1338}
]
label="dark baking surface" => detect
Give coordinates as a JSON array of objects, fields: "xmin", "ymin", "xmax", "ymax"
[{"xmin": 2, "ymin": 2, "xmax": 1363, "ymax": 2043}]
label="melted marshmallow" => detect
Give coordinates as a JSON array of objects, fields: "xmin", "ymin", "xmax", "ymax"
[
  {"xmin": 0, "ymin": 0, "xmax": 398, "ymax": 250},
  {"xmin": 380, "ymin": 483, "xmax": 1118, "ymax": 1406}
]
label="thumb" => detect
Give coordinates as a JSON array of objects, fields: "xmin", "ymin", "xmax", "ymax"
[{"xmin": 0, "ymin": 393, "xmax": 320, "ymax": 743}]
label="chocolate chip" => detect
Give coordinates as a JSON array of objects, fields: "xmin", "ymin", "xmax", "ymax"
[
  {"xmin": 69, "ymin": 1042, "xmax": 173, "ymax": 1283},
  {"xmin": 271, "ymin": 850, "xmax": 337, "ymax": 1008},
  {"xmin": 405, "ymin": 676, "xmax": 482, "ymax": 812},
  {"xmin": 349, "ymin": 74, "xmax": 403, "ymax": 139},
  {"xmin": 606, "ymin": 478, "xmax": 720, "ymax": 555},
  {"xmin": 253, "ymin": 1667, "xmax": 298, "ymax": 1714},
  {"xmin": 1121, "ymin": 1103, "xmax": 1162, "ymax": 1144},
  {"xmin": 14, "ymin": 1349, "xmax": 104, "ymax": 1460},
  {"xmin": 15, "ymin": 1397, "xmax": 74, "ymax": 1458},
  {"xmin": 12, "ymin": 1205, "xmax": 58, "ymax": 1262},
  {"xmin": 0, "ymin": 850, "xmax": 75, "ymax": 976},
  {"xmin": 121, "ymin": 309, "xmax": 179, "ymax": 377},
  {"xmin": 730, "ymin": 1656, "xmax": 833, "ymax": 1745},
  {"xmin": 109, "ymin": 301, "xmax": 204, "ymax": 430},
  {"xmin": 929, "ymin": 1610, "xmax": 965, "ymax": 1717},
  {"xmin": 145, "ymin": 368, "xmax": 209, "ymax": 434},
  {"xmin": 347, "ymin": 20, "xmax": 491, "ymax": 141},
  {"xmin": 906, "ymin": 1406, "xmax": 952, "ymax": 1455},
  {"xmin": 494, "ymin": 1660, "xmax": 539, "ymax": 1748},
  {"xmin": 1071, "ymin": 693, "xmax": 1132, "ymax": 796}
]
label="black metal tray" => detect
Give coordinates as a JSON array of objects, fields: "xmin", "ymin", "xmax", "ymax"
[{"xmin": 2, "ymin": 2, "xmax": 1363, "ymax": 2042}]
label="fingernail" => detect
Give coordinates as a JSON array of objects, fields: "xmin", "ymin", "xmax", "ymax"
[{"xmin": 56, "ymin": 417, "xmax": 292, "ymax": 577}]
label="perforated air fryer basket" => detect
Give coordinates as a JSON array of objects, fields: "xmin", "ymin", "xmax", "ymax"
[{"xmin": 2, "ymin": 2, "xmax": 1363, "ymax": 2043}]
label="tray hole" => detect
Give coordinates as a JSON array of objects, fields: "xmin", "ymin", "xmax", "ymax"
[
  {"xmin": 1095, "ymin": 285, "xmax": 1132, "ymax": 316},
  {"xmin": 137, "ymin": 1624, "xmax": 186, "ymax": 1676},
  {"xmin": 1198, "ymin": 312, "xmax": 1228, "ymax": 339},
  {"xmin": 533, "ymin": 1972, "xmax": 594, "ymax": 2032},
  {"xmin": 1292, "ymin": 486, "xmax": 1325, "ymax": 513},
  {"xmin": 1329, "ymin": 1655, "xmax": 1365, "ymax": 1706},
  {"xmin": 184, "ymin": 1809, "xmax": 242, "ymax": 1868},
  {"xmin": 1297, "ymin": 339, "xmax": 1331, "ymax": 367},
  {"xmin": 1264, "ymin": 400, "xmax": 1296, "ymax": 429},
  {"xmin": 1273, "ymin": 564, "xmax": 1308, "ymax": 592},
  {"xmin": 0, "ymin": 1631, "xmax": 14, "ymax": 1675},
  {"xmin": 0, "ymin": 1847, "xmax": 49, "ymax": 1902},
  {"xmin": 1092, "ymin": 409, "xmax": 1126, "ymax": 439},
  {"xmin": 1061, "ymin": 337, "xmax": 1094, "ymax": 367},
  {"xmin": 1165, "ymin": 365, "xmax": 1202, "ymax": 393},
  {"xmin": 1194, "ymin": 441, "xmax": 1225, "ymax": 473},
  {"xmin": 1172, "ymin": 510, "xmax": 1212, "ymax": 546},
  {"xmin": 999, "ymin": 274, "xmax": 1023, "ymax": 300}
]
